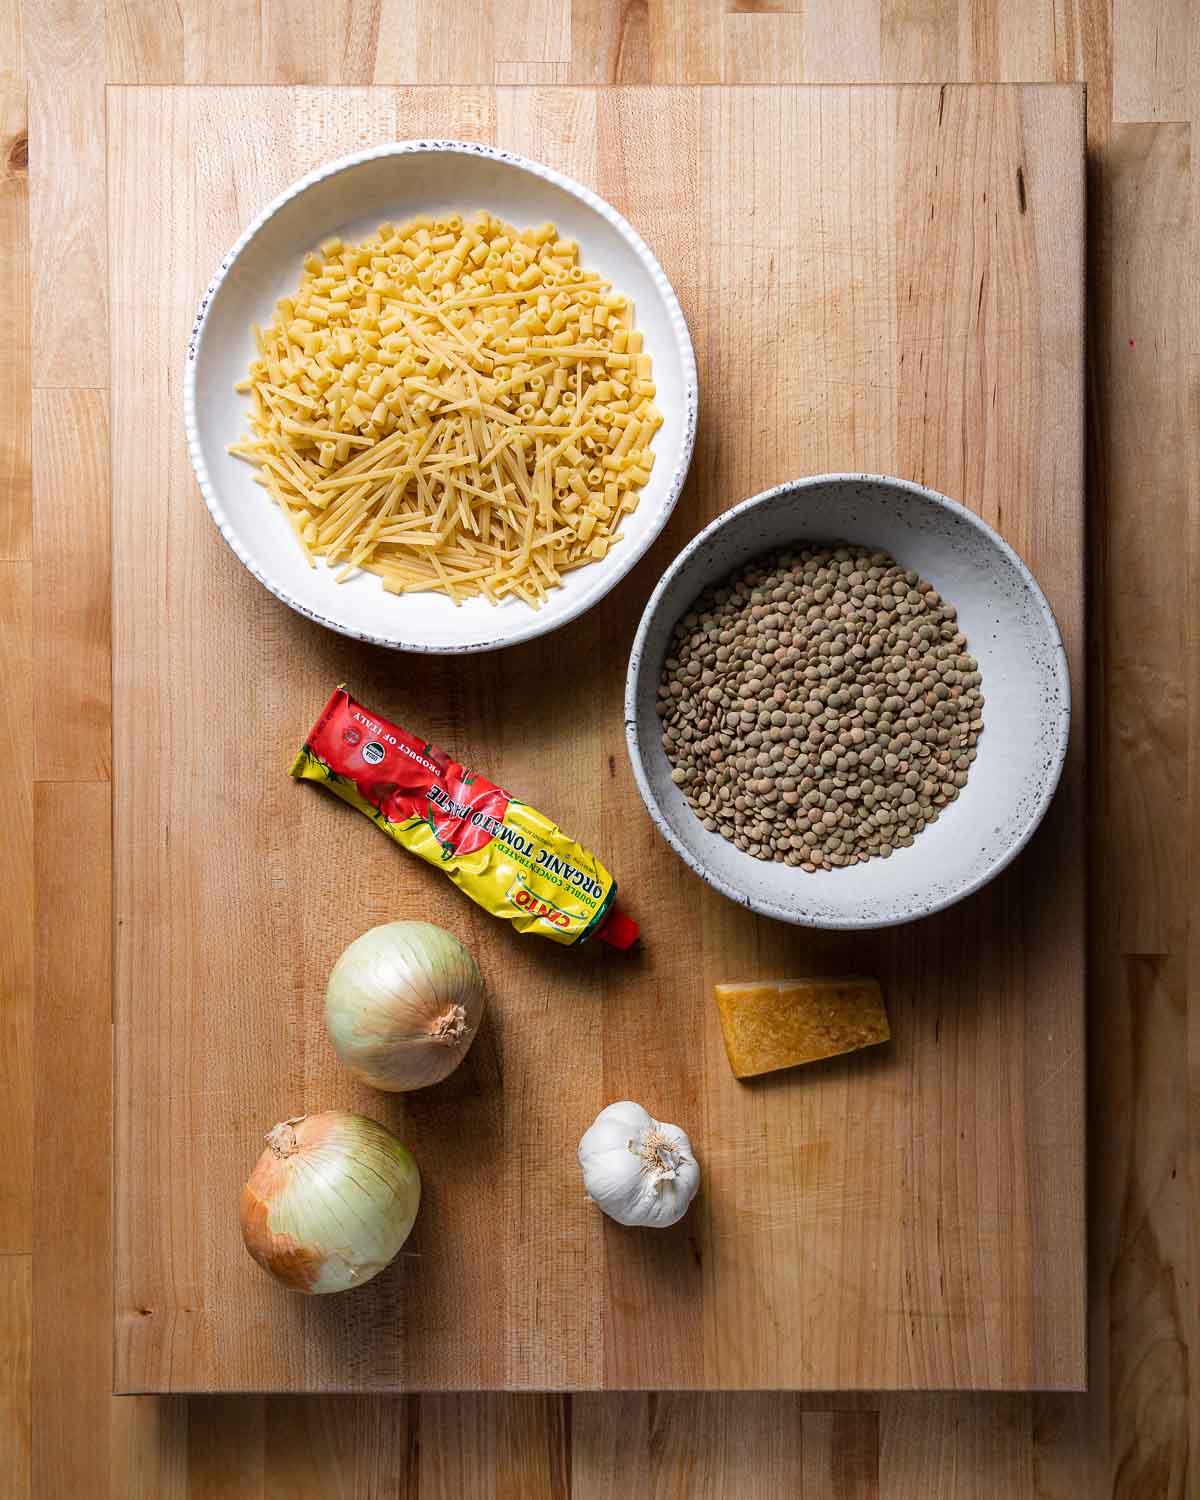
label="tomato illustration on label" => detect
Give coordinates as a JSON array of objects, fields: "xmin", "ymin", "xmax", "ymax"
[
  {"xmin": 422, "ymin": 743, "xmax": 452, "ymax": 775},
  {"xmin": 429, "ymin": 770, "xmax": 510, "ymax": 857},
  {"xmin": 362, "ymin": 778, "xmax": 429, "ymax": 826}
]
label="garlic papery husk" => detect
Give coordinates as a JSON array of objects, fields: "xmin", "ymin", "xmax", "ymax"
[
  {"xmin": 240, "ymin": 1111, "xmax": 420, "ymax": 1294},
  {"xmin": 578, "ymin": 1101, "xmax": 700, "ymax": 1228},
  {"xmin": 325, "ymin": 921, "xmax": 485, "ymax": 1092}
]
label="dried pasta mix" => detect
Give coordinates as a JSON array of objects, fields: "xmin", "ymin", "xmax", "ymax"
[{"xmin": 229, "ymin": 213, "xmax": 661, "ymax": 607}]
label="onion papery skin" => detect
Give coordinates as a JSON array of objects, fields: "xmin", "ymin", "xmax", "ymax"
[
  {"xmin": 325, "ymin": 921, "xmax": 485, "ymax": 1092},
  {"xmin": 239, "ymin": 1111, "xmax": 420, "ymax": 1294}
]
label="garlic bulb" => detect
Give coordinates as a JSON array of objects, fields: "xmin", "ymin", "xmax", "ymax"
[{"xmin": 577, "ymin": 1101, "xmax": 700, "ymax": 1228}]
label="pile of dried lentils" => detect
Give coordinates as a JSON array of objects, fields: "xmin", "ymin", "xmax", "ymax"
[{"xmin": 657, "ymin": 543, "xmax": 984, "ymax": 870}]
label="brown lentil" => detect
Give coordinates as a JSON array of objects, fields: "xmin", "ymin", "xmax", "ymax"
[{"xmin": 657, "ymin": 543, "xmax": 984, "ymax": 869}]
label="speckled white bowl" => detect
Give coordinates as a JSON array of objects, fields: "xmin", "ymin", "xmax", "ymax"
[
  {"xmin": 625, "ymin": 475, "xmax": 1071, "ymax": 929},
  {"xmin": 185, "ymin": 141, "xmax": 698, "ymax": 653}
]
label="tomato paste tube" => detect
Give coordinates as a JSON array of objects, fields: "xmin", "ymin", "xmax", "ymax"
[{"xmin": 291, "ymin": 687, "xmax": 640, "ymax": 950}]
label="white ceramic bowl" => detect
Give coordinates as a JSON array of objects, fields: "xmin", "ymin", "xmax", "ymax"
[
  {"xmin": 625, "ymin": 475, "xmax": 1071, "ymax": 929},
  {"xmin": 185, "ymin": 141, "xmax": 698, "ymax": 653}
]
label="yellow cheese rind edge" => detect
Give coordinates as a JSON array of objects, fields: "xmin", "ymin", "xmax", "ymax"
[{"xmin": 713, "ymin": 978, "xmax": 889, "ymax": 1080}]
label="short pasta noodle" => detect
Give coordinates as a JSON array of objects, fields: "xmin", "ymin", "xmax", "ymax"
[{"xmin": 229, "ymin": 215, "xmax": 661, "ymax": 607}]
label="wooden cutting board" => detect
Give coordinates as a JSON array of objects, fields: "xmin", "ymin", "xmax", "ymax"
[{"xmin": 111, "ymin": 84, "xmax": 1085, "ymax": 1393}]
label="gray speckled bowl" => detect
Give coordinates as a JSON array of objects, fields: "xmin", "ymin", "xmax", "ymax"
[{"xmin": 625, "ymin": 474, "xmax": 1071, "ymax": 929}]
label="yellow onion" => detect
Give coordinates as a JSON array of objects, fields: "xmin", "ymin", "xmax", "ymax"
[
  {"xmin": 240, "ymin": 1111, "xmax": 420, "ymax": 1294},
  {"xmin": 325, "ymin": 921, "xmax": 485, "ymax": 1092}
]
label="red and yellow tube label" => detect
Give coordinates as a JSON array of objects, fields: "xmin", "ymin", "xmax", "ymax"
[{"xmin": 291, "ymin": 686, "xmax": 621, "ymax": 947}]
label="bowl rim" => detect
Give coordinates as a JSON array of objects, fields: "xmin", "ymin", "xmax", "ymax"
[
  {"xmin": 624, "ymin": 472, "xmax": 1073, "ymax": 930},
  {"xmin": 183, "ymin": 138, "xmax": 699, "ymax": 654}
]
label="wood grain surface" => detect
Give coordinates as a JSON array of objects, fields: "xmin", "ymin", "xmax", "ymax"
[
  {"xmin": 5, "ymin": 0, "xmax": 1196, "ymax": 1492},
  {"xmin": 109, "ymin": 81, "xmax": 1084, "ymax": 1395}
]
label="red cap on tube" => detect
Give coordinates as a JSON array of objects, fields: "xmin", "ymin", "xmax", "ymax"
[{"xmin": 594, "ymin": 904, "xmax": 640, "ymax": 951}]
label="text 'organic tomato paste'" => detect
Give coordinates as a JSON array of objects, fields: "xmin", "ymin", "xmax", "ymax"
[{"xmin": 291, "ymin": 686, "xmax": 640, "ymax": 950}]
